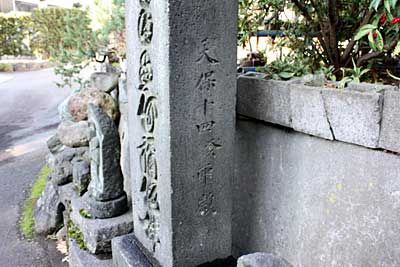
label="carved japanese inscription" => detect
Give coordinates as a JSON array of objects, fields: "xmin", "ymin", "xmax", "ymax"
[
  {"xmin": 194, "ymin": 38, "xmax": 222, "ymax": 217},
  {"xmin": 138, "ymin": 9, "xmax": 153, "ymax": 44},
  {"xmin": 136, "ymin": 0, "xmax": 160, "ymax": 252}
]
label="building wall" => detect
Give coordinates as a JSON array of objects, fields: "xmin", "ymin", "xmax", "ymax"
[
  {"xmin": 0, "ymin": 0, "xmax": 76, "ymax": 13},
  {"xmin": 232, "ymin": 77, "xmax": 400, "ymax": 266},
  {"xmin": 0, "ymin": 0, "xmax": 14, "ymax": 12}
]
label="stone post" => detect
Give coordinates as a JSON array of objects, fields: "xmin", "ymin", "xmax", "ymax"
[
  {"xmin": 83, "ymin": 104, "xmax": 128, "ymax": 219},
  {"xmin": 126, "ymin": 0, "xmax": 237, "ymax": 266}
]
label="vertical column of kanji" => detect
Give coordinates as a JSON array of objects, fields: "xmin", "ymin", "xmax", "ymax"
[
  {"xmin": 167, "ymin": 1, "xmax": 238, "ymax": 267},
  {"xmin": 131, "ymin": 0, "xmax": 162, "ymax": 258}
]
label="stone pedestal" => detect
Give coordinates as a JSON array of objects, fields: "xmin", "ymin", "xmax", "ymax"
[
  {"xmin": 70, "ymin": 198, "xmax": 133, "ymax": 255},
  {"xmin": 126, "ymin": 0, "xmax": 237, "ymax": 266}
]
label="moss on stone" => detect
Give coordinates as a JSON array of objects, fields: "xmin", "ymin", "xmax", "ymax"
[
  {"xmin": 79, "ymin": 208, "xmax": 92, "ymax": 219},
  {"xmin": 19, "ymin": 164, "xmax": 49, "ymax": 238},
  {"xmin": 67, "ymin": 219, "xmax": 87, "ymax": 250}
]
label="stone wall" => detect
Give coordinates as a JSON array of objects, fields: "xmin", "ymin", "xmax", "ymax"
[{"xmin": 233, "ymin": 76, "xmax": 400, "ymax": 266}]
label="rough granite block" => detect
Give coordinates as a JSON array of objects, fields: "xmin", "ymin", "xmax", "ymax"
[
  {"xmin": 70, "ymin": 198, "xmax": 133, "ymax": 254},
  {"xmin": 290, "ymin": 84, "xmax": 333, "ymax": 140},
  {"xmin": 347, "ymin": 82, "xmax": 397, "ymax": 93},
  {"xmin": 237, "ymin": 77, "xmax": 292, "ymax": 127},
  {"xmin": 237, "ymin": 253, "xmax": 292, "ymax": 267},
  {"xmin": 379, "ymin": 89, "xmax": 400, "ymax": 153},
  {"xmin": 58, "ymin": 183, "xmax": 78, "ymax": 210},
  {"xmin": 321, "ymin": 89, "xmax": 383, "ymax": 148},
  {"xmin": 69, "ymin": 239, "xmax": 112, "ymax": 267}
]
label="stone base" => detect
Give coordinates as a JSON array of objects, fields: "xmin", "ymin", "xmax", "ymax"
[
  {"xmin": 69, "ymin": 238, "xmax": 112, "ymax": 267},
  {"xmin": 111, "ymin": 234, "xmax": 154, "ymax": 267},
  {"xmin": 237, "ymin": 253, "xmax": 292, "ymax": 267},
  {"xmin": 111, "ymin": 234, "xmax": 236, "ymax": 267},
  {"xmin": 83, "ymin": 191, "xmax": 128, "ymax": 219},
  {"xmin": 71, "ymin": 198, "xmax": 133, "ymax": 254}
]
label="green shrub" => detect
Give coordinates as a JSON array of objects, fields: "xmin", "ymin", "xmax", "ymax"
[
  {"xmin": 0, "ymin": 14, "xmax": 32, "ymax": 56},
  {"xmin": 0, "ymin": 63, "xmax": 14, "ymax": 72},
  {"xmin": 238, "ymin": 0, "xmax": 400, "ymax": 84},
  {"xmin": 31, "ymin": 7, "xmax": 97, "ymax": 88}
]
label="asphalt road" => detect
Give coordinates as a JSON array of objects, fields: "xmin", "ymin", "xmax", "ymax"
[{"xmin": 0, "ymin": 69, "xmax": 70, "ymax": 267}]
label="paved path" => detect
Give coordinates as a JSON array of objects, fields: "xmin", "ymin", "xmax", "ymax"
[{"xmin": 0, "ymin": 69, "xmax": 70, "ymax": 267}]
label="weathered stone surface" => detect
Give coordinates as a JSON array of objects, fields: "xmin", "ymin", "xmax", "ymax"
[
  {"xmin": 13, "ymin": 63, "xmax": 27, "ymax": 72},
  {"xmin": 49, "ymin": 147, "xmax": 89, "ymax": 185},
  {"xmin": 34, "ymin": 182, "xmax": 62, "ymax": 235},
  {"xmin": 290, "ymin": 84, "xmax": 333, "ymax": 140},
  {"xmin": 112, "ymin": 234, "xmax": 154, "ymax": 267},
  {"xmin": 70, "ymin": 198, "xmax": 133, "ymax": 254},
  {"xmin": 379, "ymin": 89, "xmax": 400, "ymax": 153},
  {"xmin": 58, "ymin": 120, "xmax": 90, "ymax": 148},
  {"xmin": 67, "ymin": 88, "xmax": 119, "ymax": 122},
  {"xmin": 83, "ymin": 192, "xmax": 128, "ymax": 219},
  {"xmin": 58, "ymin": 183, "xmax": 78, "ymax": 210},
  {"xmin": 234, "ymin": 119, "xmax": 400, "ymax": 265},
  {"xmin": 118, "ymin": 75, "xmax": 131, "ymax": 199},
  {"xmin": 84, "ymin": 104, "xmax": 127, "ymax": 218},
  {"xmin": 321, "ymin": 89, "xmax": 383, "ymax": 148},
  {"xmin": 237, "ymin": 77, "xmax": 292, "ymax": 127},
  {"xmin": 47, "ymin": 134, "xmax": 64, "ymax": 154},
  {"xmin": 127, "ymin": 0, "xmax": 237, "ymax": 266},
  {"xmin": 56, "ymin": 225, "xmax": 67, "ymax": 241},
  {"xmin": 237, "ymin": 253, "xmax": 292, "ymax": 267},
  {"xmin": 127, "ymin": 0, "xmax": 236, "ymax": 266},
  {"xmin": 300, "ymin": 74, "xmax": 325, "ymax": 87},
  {"xmin": 347, "ymin": 82, "xmax": 396, "ymax": 93},
  {"xmin": 72, "ymin": 158, "xmax": 91, "ymax": 196},
  {"xmin": 90, "ymin": 72, "xmax": 120, "ymax": 93},
  {"xmin": 119, "ymin": 110, "xmax": 131, "ymax": 201},
  {"xmin": 50, "ymin": 159, "xmax": 73, "ymax": 185},
  {"xmin": 118, "ymin": 75, "xmax": 128, "ymax": 104},
  {"xmin": 69, "ymin": 239, "xmax": 112, "ymax": 267},
  {"xmin": 58, "ymin": 96, "xmax": 75, "ymax": 122}
]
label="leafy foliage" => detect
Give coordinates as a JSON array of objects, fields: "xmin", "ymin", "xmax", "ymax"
[
  {"xmin": 0, "ymin": 63, "xmax": 13, "ymax": 72},
  {"xmin": 31, "ymin": 8, "xmax": 97, "ymax": 88},
  {"xmin": 0, "ymin": 14, "xmax": 32, "ymax": 57},
  {"xmin": 257, "ymin": 53, "xmax": 312, "ymax": 79},
  {"xmin": 102, "ymin": 0, "xmax": 126, "ymax": 60},
  {"xmin": 238, "ymin": 0, "xmax": 400, "ymax": 83}
]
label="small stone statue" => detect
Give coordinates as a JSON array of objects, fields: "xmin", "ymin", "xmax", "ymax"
[{"xmin": 83, "ymin": 103, "xmax": 128, "ymax": 219}]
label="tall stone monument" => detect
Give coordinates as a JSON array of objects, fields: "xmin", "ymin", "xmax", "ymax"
[{"xmin": 125, "ymin": 0, "xmax": 237, "ymax": 266}]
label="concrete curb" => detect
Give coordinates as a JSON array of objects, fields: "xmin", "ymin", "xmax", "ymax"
[{"xmin": 237, "ymin": 76, "xmax": 400, "ymax": 153}]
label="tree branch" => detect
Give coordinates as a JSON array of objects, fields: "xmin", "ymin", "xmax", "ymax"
[
  {"xmin": 327, "ymin": 0, "xmax": 340, "ymax": 69},
  {"xmin": 291, "ymin": 0, "xmax": 313, "ymax": 21},
  {"xmin": 356, "ymin": 36, "xmax": 400, "ymax": 66},
  {"xmin": 292, "ymin": 0, "xmax": 333, "ymax": 66}
]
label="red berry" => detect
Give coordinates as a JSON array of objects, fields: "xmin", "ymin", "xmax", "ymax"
[
  {"xmin": 373, "ymin": 32, "xmax": 378, "ymax": 39},
  {"xmin": 390, "ymin": 17, "xmax": 400, "ymax": 24},
  {"xmin": 380, "ymin": 14, "xmax": 387, "ymax": 24}
]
